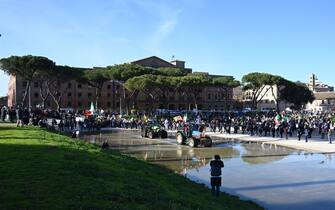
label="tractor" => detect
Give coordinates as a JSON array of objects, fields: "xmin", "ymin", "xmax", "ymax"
[
  {"xmin": 141, "ymin": 123, "xmax": 168, "ymax": 139},
  {"xmin": 176, "ymin": 123, "xmax": 212, "ymax": 147}
]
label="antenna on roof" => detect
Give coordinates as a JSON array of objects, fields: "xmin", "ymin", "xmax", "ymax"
[{"xmin": 171, "ymin": 55, "xmax": 175, "ymax": 61}]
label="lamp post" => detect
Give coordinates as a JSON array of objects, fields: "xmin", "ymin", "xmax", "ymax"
[
  {"xmin": 119, "ymin": 95, "xmax": 122, "ymax": 114},
  {"xmin": 28, "ymin": 85, "xmax": 31, "ymax": 113},
  {"xmin": 113, "ymin": 80, "xmax": 124, "ymax": 115}
]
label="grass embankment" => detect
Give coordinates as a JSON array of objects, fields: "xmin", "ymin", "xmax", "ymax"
[{"xmin": 0, "ymin": 124, "xmax": 263, "ymax": 210}]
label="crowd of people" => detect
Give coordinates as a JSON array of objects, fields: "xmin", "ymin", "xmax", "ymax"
[
  {"xmin": 1, "ymin": 105, "xmax": 335, "ymax": 143},
  {"xmin": 205, "ymin": 111, "xmax": 335, "ymax": 143}
]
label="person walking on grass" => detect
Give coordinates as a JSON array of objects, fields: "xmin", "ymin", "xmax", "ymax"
[{"xmin": 210, "ymin": 155, "xmax": 224, "ymax": 197}]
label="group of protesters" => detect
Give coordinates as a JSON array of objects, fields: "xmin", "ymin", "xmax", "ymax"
[
  {"xmin": 207, "ymin": 111, "xmax": 335, "ymax": 143},
  {"xmin": 2, "ymin": 104, "xmax": 335, "ymax": 143}
]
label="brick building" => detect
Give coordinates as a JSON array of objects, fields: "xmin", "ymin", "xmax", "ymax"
[{"xmin": 7, "ymin": 56, "xmax": 236, "ymax": 112}]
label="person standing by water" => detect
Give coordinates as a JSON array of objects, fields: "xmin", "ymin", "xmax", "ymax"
[
  {"xmin": 210, "ymin": 155, "xmax": 224, "ymax": 197},
  {"xmin": 327, "ymin": 120, "xmax": 333, "ymax": 144}
]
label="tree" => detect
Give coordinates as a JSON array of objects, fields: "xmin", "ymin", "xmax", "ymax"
[
  {"xmin": 0, "ymin": 55, "xmax": 55, "ymax": 106},
  {"xmin": 125, "ymin": 75, "xmax": 159, "ymax": 111},
  {"xmin": 47, "ymin": 66, "xmax": 83, "ymax": 112},
  {"xmin": 36, "ymin": 68, "xmax": 53, "ymax": 109},
  {"xmin": 155, "ymin": 67, "xmax": 187, "ymax": 77},
  {"xmin": 179, "ymin": 74, "xmax": 212, "ymax": 110},
  {"xmin": 212, "ymin": 76, "xmax": 240, "ymax": 110},
  {"xmin": 152, "ymin": 75, "xmax": 175, "ymax": 107},
  {"xmin": 242, "ymin": 73, "xmax": 274, "ymax": 110},
  {"xmin": 107, "ymin": 64, "xmax": 154, "ymax": 81},
  {"xmin": 105, "ymin": 64, "xmax": 155, "ymax": 113},
  {"xmin": 281, "ymin": 82, "xmax": 315, "ymax": 110},
  {"xmin": 267, "ymin": 75, "xmax": 291, "ymax": 112},
  {"xmin": 82, "ymin": 69, "xmax": 110, "ymax": 109}
]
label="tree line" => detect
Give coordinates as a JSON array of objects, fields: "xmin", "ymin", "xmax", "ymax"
[
  {"xmin": 242, "ymin": 72, "xmax": 314, "ymax": 111},
  {"xmin": 0, "ymin": 55, "xmax": 314, "ymax": 112}
]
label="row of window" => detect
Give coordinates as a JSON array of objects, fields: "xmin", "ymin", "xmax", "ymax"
[
  {"xmin": 29, "ymin": 91, "xmax": 231, "ymax": 101},
  {"xmin": 207, "ymin": 93, "xmax": 231, "ymax": 100},
  {"xmin": 31, "ymin": 101, "xmax": 120, "ymax": 108},
  {"xmin": 321, "ymin": 100, "xmax": 335, "ymax": 105},
  {"xmin": 157, "ymin": 104, "xmax": 229, "ymax": 110},
  {"xmin": 30, "ymin": 92, "xmax": 118, "ymax": 98},
  {"xmin": 22, "ymin": 81, "xmax": 119, "ymax": 90}
]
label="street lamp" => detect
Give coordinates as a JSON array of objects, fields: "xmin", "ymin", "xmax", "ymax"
[{"xmin": 113, "ymin": 80, "xmax": 127, "ymax": 115}]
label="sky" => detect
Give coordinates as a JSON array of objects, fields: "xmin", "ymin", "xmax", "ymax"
[{"xmin": 1, "ymin": 0, "xmax": 335, "ymax": 96}]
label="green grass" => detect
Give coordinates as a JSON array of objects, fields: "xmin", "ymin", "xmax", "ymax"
[{"xmin": 0, "ymin": 125, "xmax": 263, "ymax": 210}]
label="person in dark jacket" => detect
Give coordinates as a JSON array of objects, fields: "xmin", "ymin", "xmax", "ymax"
[{"xmin": 210, "ymin": 155, "xmax": 224, "ymax": 197}]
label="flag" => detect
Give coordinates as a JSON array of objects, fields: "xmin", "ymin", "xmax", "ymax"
[
  {"xmin": 183, "ymin": 114, "xmax": 188, "ymax": 122},
  {"xmin": 90, "ymin": 102, "xmax": 95, "ymax": 113}
]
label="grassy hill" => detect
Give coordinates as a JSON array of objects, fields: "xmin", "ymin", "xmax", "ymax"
[{"xmin": 0, "ymin": 124, "xmax": 263, "ymax": 210}]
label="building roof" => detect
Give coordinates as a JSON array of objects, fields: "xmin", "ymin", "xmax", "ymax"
[
  {"xmin": 130, "ymin": 56, "xmax": 175, "ymax": 67},
  {"xmin": 314, "ymin": 92, "xmax": 335, "ymax": 100}
]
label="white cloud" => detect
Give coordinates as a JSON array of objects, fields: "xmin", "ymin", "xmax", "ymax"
[
  {"xmin": 130, "ymin": 0, "xmax": 184, "ymax": 53},
  {"xmin": 149, "ymin": 9, "xmax": 183, "ymax": 54}
]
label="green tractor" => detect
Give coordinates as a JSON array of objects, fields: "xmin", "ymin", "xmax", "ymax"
[
  {"xmin": 176, "ymin": 123, "xmax": 212, "ymax": 147},
  {"xmin": 141, "ymin": 123, "xmax": 168, "ymax": 139}
]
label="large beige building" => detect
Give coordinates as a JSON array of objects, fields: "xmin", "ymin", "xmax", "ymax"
[
  {"xmin": 306, "ymin": 92, "xmax": 335, "ymax": 112},
  {"xmin": 306, "ymin": 74, "xmax": 335, "ymax": 111},
  {"xmin": 242, "ymin": 85, "xmax": 287, "ymax": 111},
  {"xmin": 7, "ymin": 56, "xmax": 235, "ymax": 112}
]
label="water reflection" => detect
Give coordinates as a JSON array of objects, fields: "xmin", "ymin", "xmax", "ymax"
[
  {"xmin": 82, "ymin": 131, "xmax": 335, "ymax": 210},
  {"xmin": 240, "ymin": 142, "xmax": 295, "ymax": 165},
  {"xmin": 83, "ymin": 131, "xmax": 297, "ymax": 173},
  {"xmin": 129, "ymin": 146, "xmax": 241, "ymax": 175}
]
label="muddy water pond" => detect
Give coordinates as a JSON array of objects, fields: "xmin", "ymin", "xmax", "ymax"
[{"xmin": 83, "ymin": 130, "xmax": 335, "ymax": 210}]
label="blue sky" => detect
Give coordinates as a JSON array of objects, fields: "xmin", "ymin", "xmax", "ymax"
[{"xmin": 1, "ymin": 0, "xmax": 335, "ymax": 96}]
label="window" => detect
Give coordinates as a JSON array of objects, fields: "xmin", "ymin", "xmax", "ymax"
[
  {"xmin": 107, "ymin": 85, "xmax": 111, "ymax": 89},
  {"xmin": 22, "ymin": 81, "xmax": 27, "ymax": 87},
  {"xmin": 34, "ymin": 82, "xmax": 39, "ymax": 88},
  {"xmin": 67, "ymin": 92, "xmax": 72, "ymax": 97},
  {"xmin": 107, "ymin": 93, "xmax": 111, "ymax": 97},
  {"xmin": 107, "ymin": 102, "xmax": 111, "ymax": 107},
  {"xmin": 88, "ymin": 93, "xmax": 92, "ymax": 97},
  {"xmin": 34, "ymin": 92, "xmax": 39, "ymax": 98},
  {"xmin": 78, "ymin": 102, "xmax": 82, "ymax": 107},
  {"xmin": 208, "ymin": 93, "xmax": 211, "ymax": 100},
  {"xmin": 78, "ymin": 93, "xmax": 82, "ymax": 98},
  {"xmin": 78, "ymin": 84, "xmax": 82, "ymax": 89},
  {"xmin": 67, "ymin": 102, "xmax": 72, "ymax": 107},
  {"xmin": 67, "ymin": 83, "xmax": 72, "ymax": 88}
]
